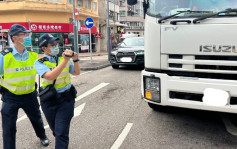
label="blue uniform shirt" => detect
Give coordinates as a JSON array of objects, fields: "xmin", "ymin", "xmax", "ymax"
[
  {"xmin": 34, "ymin": 54, "xmax": 74, "ymax": 93},
  {"xmin": 0, "ymin": 46, "xmax": 29, "ymax": 75}
]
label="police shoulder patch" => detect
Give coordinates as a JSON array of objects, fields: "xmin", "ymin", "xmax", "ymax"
[
  {"xmin": 1, "ymin": 48, "xmax": 13, "ymax": 56},
  {"xmin": 38, "ymin": 57, "xmax": 49, "ymax": 63}
]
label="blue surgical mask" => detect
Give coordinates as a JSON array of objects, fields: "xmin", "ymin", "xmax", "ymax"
[
  {"xmin": 50, "ymin": 45, "xmax": 59, "ymax": 56},
  {"xmin": 22, "ymin": 37, "xmax": 31, "ymax": 47}
]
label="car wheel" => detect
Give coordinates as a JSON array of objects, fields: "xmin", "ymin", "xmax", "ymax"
[{"xmin": 112, "ymin": 65, "xmax": 119, "ymax": 69}]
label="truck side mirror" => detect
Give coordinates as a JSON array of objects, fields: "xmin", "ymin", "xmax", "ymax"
[{"xmin": 127, "ymin": 0, "xmax": 137, "ymax": 5}]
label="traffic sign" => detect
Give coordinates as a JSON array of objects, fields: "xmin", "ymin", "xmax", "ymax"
[
  {"xmin": 85, "ymin": 17, "xmax": 94, "ymax": 28},
  {"xmin": 75, "ymin": 8, "xmax": 79, "ymax": 19}
]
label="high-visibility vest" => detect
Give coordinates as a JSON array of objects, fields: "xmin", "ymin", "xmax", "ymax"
[
  {"xmin": 0, "ymin": 50, "xmax": 38, "ymax": 95},
  {"xmin": 41, "ymin": 57, "xmax": 71, "ymax": 89}
]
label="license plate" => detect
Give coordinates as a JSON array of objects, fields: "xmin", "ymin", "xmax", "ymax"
[
  {"xmin": 120, "ymin": 57, "xmax": 132, "ymax": 62},
  {"xmin": 202, "ymin": 88, "xmax": 229, "ymax": 106}
]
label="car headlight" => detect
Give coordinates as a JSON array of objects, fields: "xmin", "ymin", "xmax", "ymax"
[
  {"xmin": 144, "ymin": 77, "xmax": 161, "ymax": 103},
  {"xmin": 111, "ymin": 51, "xmax": 118, "ymax": 55},
  {"xmin": 135, "ymin": 51, "xmax": 144, "ymax": 55}
]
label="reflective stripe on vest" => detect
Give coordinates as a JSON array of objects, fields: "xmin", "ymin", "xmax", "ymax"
[
  {"xmin": 41, "ymin": 57, "xmax": 71, "ymax": 89},
  {"xmin": 0, "ymin": 51, "xmax": 38, "ymax": 95}
]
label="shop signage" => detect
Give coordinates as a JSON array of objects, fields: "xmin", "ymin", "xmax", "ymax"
[
  {"xmin": 95, "ymin": 33, "xmax": 101, "ymax": 38},
  {"xmin": 0, "ymin": 22, "xmax": 97, "ymax": 34},
  {"xmin": 117, "ymin": 26, "xmax": 126, "ymax": 34}
]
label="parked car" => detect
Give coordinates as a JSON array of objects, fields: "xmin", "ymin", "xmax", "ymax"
[{"xmin": 110, "ymin": 37, "xmax": 144, "ymax": 69}]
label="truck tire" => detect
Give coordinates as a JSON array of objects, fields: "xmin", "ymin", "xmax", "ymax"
[{"xmin": 112, "ymin": 65, "xmax": 119, "ymax": 69}]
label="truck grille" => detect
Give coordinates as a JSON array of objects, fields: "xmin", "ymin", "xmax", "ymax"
[
  {"xmin": 169, "ymin": 91, "xmax": 237, "ymax": 105},
  {"xmin": 116, "ymin": 52, "xmax": 135, "ymax": 62},
  {"xmin": 167, "ymin": 54, "xmax": 237, "ymax": 74}
]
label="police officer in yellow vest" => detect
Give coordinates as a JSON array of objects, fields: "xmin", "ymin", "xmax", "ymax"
[
  {"xmin": 0, "ymin": 24, "xmax": 49, "ymax": 149},
  {"xmin": 35, "ymin": 34, "xmax": 80, "ymax": 149}
]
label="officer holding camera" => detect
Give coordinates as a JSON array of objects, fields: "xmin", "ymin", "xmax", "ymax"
[
  {"xmin": 35, "ymin": 34, "xmax": 80, "ymax": 149},
  {"xmin": 0, "ymin": 24, "xmax": 49, "ymax": 149}
]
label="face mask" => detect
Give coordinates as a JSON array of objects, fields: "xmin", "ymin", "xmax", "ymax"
[
  {"xmin": 19, "ymin": 37, "xmax": 31, "ymax": 47},
  {"xmin": 50, "ymin": 45, "xmax": 59, "ymax": 56}
]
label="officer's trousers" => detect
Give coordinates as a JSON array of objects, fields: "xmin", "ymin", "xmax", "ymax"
[
  {"xmin": 41, "ymin": 94, "xmax": 75, "ymax": 149},
  {"xmin": 1, "ymin": 90, "xmax": 47, "ymax": 149}
]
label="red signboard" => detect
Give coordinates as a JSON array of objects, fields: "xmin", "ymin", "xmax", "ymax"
[
  {"xmin": 79, "ymin": 25, "xmax": 97, "ymax": 34},
  {"xmin": 75, "ymin": 8, "xmax": 79, "ymax": 19},
  {"xmin": 0, "ymin": 22, "xmax": 97, "ymax": 34},
  {"xmin": 95, "ymin": 33, "xmax": 101, "ymax": 38}
]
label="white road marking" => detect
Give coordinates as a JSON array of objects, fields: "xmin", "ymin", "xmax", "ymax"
[
  {"xmin": 74, "ymin": 103, "xmax": 86, "ymax": 117},
  {"xmin": 17, "ymin": 115, "xmax": 27, "ymax": 123},
  {"xmin": 221, "ymin": 114, "xmax": 237, "ymax": 136},
  {"xmin": 44, "ymin": 125, "xmax": 49, "ymax": 129},
  {"xmin": 71, "ymin": 71, "xmax": 92, "ymax": 78},
  {"xmin": 44, "ymin": 103, "xmax": 86, "ymax": 129},
  {"xmin": 75, "ymin": 82, "xmax": 109, "ymax": 102},
  {"xmin": 17, "ymin": 83, "xmax": 109, "ymax": 123},
  {"xmin": 110, "ymin": 123, "xmax": 133, "ymax": 149}
]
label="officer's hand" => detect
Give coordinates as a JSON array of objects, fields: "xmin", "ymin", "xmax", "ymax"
[
  {"xmin": 72, "ymin": 52, "xmax": 78, "ymax": 61},
  {"xmin": 62, "ymin": 49, "xmax": 73, "ymax": 61}
]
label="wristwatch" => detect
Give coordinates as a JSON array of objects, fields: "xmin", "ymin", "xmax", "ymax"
[{"xmin": 73, "ymin": 59, "xmax": 80, "ymax": 62}]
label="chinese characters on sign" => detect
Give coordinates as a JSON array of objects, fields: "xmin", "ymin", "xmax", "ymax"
[{"xmin": 31, "ymin": 24, "xmax": 63, "ymax": 32}]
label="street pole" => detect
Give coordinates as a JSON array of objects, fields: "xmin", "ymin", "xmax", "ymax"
[
  {"xmin": 73, "ymin": 1, "xmax": 79, "ymax": 58},
  {"xmin": 28, "ymin": 19, "xmax": 33, "ymax": 51},
  {"xmin": 107, "ymin": 0, "xmax": 111, "ymax": 61},
  {"xmin": 89, "ymin": 28, "xmax": 92, "ymax": 63}
]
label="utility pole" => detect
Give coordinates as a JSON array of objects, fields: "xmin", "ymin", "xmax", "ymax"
[
  {"xmin": 107, "ymin": 0, "xmax": 111, "ymax": 61},
  {"xmin": 73, "ymin": 0, "xmax": 79, "ymax": 58},
  {"xmin": 28, "ymin": 19, "xmax": 33, "ymax": 51}
]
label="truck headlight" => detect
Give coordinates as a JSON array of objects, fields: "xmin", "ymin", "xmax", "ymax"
[{"xmin": 144, "ymin": 77, "xmax": 161, "ymax": 103}]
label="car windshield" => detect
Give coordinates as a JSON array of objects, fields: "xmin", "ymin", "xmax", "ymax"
[
  {"xmin": 121, "ymin": 38, "xmax": 144, "ymax": 46},
  {"xmin": 148, "ymin": 0, "xmax": 237, "ymax": 17}
]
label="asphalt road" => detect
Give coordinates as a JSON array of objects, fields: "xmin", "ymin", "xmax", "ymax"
[{"xmin": 1, "ymin": 66, "xmax": 237, "ymax": 149}]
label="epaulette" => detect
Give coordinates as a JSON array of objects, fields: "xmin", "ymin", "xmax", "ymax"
[
  {"xmin": 0, "ymin": 48, "xmax": 13, "ymax": 56},
  {"xmin": 38, "ymin": 57, "xmax": 49, "ymax": 63}
]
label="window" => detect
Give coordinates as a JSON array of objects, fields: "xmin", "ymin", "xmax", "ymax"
[
  {"xmin": 85, "ymin": 0, "xmax": 91, "ymax": 9},
  {"xmin": 48, "ymin": 0, "xmax": 62, "ymax": 2},
  {"xmin": 68, "ymin": 0, "xmax": 73, "ymax": 4},
  {"xmin": 120, "ymin": 11, "xmax": 126, "ymax": 17},
  {"xmin": 79, "ymin": 20, "xmax": 85, "ymax": 25},
  {"xmin": 92, "ymin": 1, "xmax": 97, "ymax": 11},
  {"xmin": 77, "ymin": 0, "xmax": 83, "ymax": 6},
  {"xmin": 120, "ymin": 0, "xmax": 125, "ymax": 6}
]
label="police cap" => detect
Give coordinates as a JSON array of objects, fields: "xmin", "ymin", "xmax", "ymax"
[{"xmin": 38, "ymin": 34, "xmax": 59, "ymax": 48}]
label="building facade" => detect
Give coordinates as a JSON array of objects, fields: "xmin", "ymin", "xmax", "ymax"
[
  {"xmin": 0, "ymin": 0, "xmax": 100, "ymax": 53},
  {"xmin": 119, "ymin": 0, "xmax": 144, "ymax": 36},
  {"xmin": 98, "ymin": 0, "xmax": 126, "ymax": 52}
]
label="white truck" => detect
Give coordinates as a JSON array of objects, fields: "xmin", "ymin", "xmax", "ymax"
[{"xmin": 127, "ymin": 0, "xmax": 237, "ymax": 113}]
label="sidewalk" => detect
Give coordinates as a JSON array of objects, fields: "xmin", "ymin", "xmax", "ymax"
[
  {"xmin": 38, "ymin": 52, "xmax": 111, "ymax": 71},
  {"xmin": 79, "ymin": 53, "xmax": 111, "ymax": 71}
]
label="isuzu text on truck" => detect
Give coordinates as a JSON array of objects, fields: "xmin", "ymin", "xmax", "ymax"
[{"xmin": 127, "ymin": 0, "xmax": 237, "ymax": 113}]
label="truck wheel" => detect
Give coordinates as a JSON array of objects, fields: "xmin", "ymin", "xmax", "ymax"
[{"xmin": 112, "ymin": 65, "xmax": 119, "ymax": 69}]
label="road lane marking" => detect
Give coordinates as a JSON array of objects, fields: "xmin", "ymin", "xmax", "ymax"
[
  {"xmin": 44, "ymin": 103, "xmax": 86, "ymax": 129},
  {"xmin": 71, "ymin": 71, "xmax": 92, "ymax": 78},
  {"xmin": 74, "ymin": 103, "xmax": 86, "ymax": 117},
  {"xmin": 110, "ymin": 123, "xmax": 133, "ymax": 149},
  {"xmin": 75, "ymin": 82, "xmax": 109, "ymax": 102},
  {"xmin": 17, "ymin": 115, "xmax": 27, "ymax": 123},
  {"xmin": 44, "ymin": 125, "xmax": 49, "ymax": 129},
  {"xmin": 17, "ymin": 82, "xmax": 109, "ymax": 123}
]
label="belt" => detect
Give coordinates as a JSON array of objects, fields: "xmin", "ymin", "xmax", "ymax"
[{"xmin": 56, "ymin": 89, "xmax": 71, "ymax": 98}]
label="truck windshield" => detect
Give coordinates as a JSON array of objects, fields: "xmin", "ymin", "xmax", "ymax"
[{"xmin": 148, "ymin": 0, "xmax": 237, "ymax": 17}]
